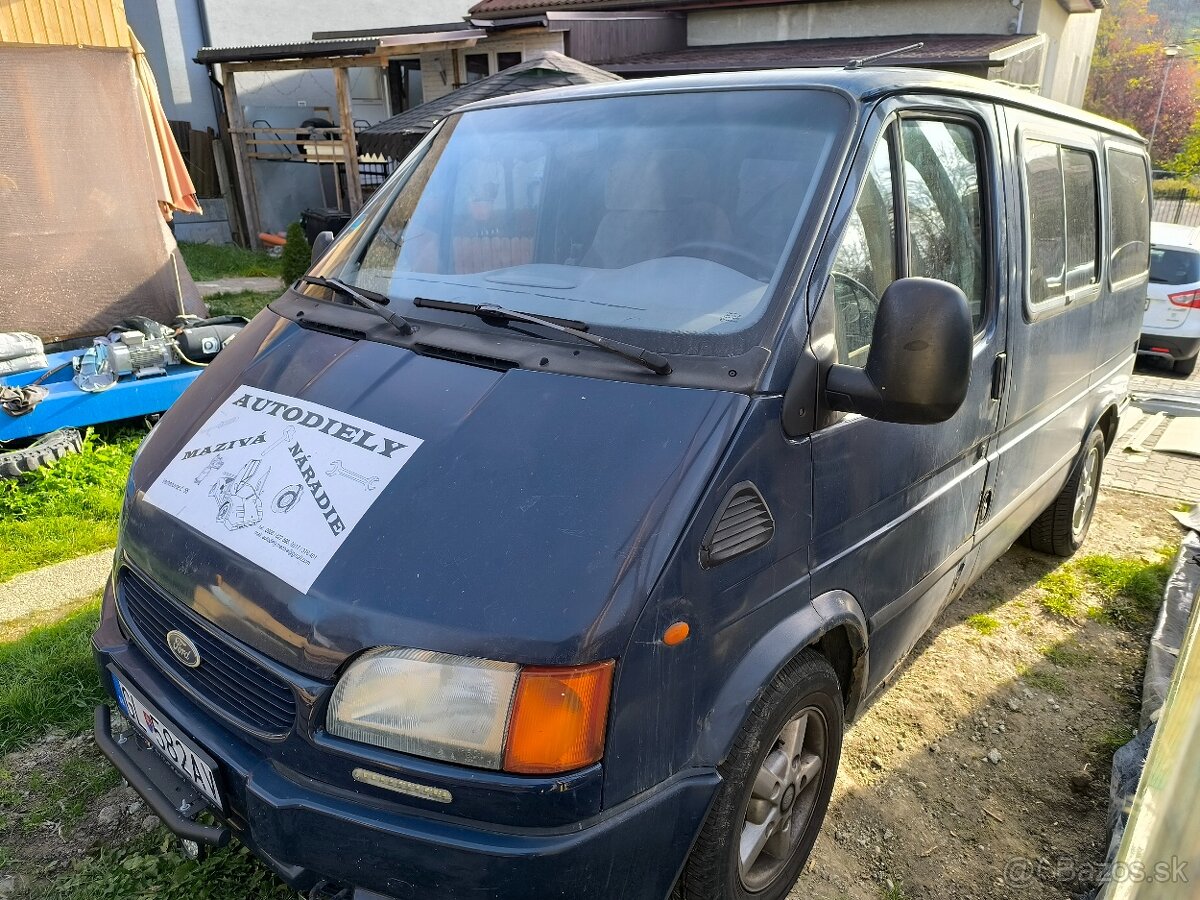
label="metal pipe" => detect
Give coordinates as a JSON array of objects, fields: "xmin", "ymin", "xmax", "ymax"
[{"xmin": 1149, "ymin": 45, "xmax": 1182, "ymax": 159}]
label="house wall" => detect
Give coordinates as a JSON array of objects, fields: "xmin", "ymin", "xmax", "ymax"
[
  {"xmin": 686, "ymin": 0, "xmax": 1102, "ymax": 107},
  {"xmin": 0, "ymin": 0, "xmax": 131, "ymax": 49},
  {"xmin": 686, "ymin": 0, "xmax": 1019, "ymax": 45},
  {"xmin": 125, "ymin": 0, "xmax": 218, "ymax": 131},
  {"xmin": 200, "ymin": 0, "xmax": 472, "ymax": 46},
  {"xmin": 563, "ymin": 14, "xmax": 687, "ymax": 64},
  {"xmin": 418, "ymin": 31, "xmax": 566, "ymax": 103},
  {"xmin": 1024, "ymin": 0, "xmax": 1100, "ymax": 106}
]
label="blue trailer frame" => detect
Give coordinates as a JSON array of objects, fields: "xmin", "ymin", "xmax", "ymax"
[{"xmin": 0, "ymin": 348, "xmax": 203, "ymax": 442}]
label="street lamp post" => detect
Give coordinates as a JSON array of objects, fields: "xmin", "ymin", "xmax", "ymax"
[{"xmin": 1149, "ymin": 44, "xmax": 1182, "ymax": 160}]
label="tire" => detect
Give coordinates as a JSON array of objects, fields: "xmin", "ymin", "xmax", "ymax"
[
  {"xmin": 1022, "ymin": 428, "xmax": 1105, "ymax": 557},
  {"xmin": 676, "ymin": 651, "xmax": 843, "ymax": 900},
  {"xmin": 1174, "ymin": 354, "xmax": 1197, "ymax": 376},
  {"xmin": 0, "ymin": 427, "xmax": 83, "ymax": 478}
]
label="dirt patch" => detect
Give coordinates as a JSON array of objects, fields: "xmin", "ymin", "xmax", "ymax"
[
  {"xmin": 0, "ymin": 490, "xmax": 1181, "ymax": 899},
  {"xmin": 0, "ymin": 726, "xmax": 160, "ymax": 895},
  {"xmin": 790, "ymin": 490, "xmax": 1183, "ymax": 900}
]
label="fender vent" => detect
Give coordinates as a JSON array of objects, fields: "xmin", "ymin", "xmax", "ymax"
[{"xmin": 700, "ymin": 481, "xmax": 775, "ymax": 568}]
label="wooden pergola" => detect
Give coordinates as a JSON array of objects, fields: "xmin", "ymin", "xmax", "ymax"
[{"xmin": 196, "ymin": 28, "xmax": 486, "ymax": 248}]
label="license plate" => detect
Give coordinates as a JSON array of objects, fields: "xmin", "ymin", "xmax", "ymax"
[{"xmin": 112, "ymin": 675, "xmax": 223, "ymax": 808}]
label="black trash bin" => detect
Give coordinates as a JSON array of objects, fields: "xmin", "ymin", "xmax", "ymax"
[{"xmin": 301, "ymin": 208, "xmax": 351, "ymax": 246}]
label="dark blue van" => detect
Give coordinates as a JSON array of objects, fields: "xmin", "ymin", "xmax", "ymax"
[{"xmin": 93, "ymin": 68, "xmax": 1151, "ymax": 900}]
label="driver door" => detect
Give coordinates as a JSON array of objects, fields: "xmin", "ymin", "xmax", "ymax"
[{"xmin": 808, "ymin": 98, "xmax": 1009, "ymax": 691}]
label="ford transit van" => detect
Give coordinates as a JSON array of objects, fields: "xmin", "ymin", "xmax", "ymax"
[{"xmin": 93, "ymin": 68, "xmax": 1150, "ymax": 900}]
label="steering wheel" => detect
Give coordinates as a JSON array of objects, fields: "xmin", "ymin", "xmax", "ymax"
[
  {"xmin": 831, "ymin": 272, "xmax": 881, "ymax": 309},
  {"xmin": 664, "ymin": 241, "xmax": 773, "ymax": 279}
]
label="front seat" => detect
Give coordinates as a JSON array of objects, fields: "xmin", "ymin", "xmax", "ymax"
[{"xmin": 583, "ymin": 150, "xmax": 732, "ymax": 269}]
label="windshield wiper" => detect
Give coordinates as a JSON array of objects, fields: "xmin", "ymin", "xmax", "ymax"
[
  {"xmin": 413, "ymin": 298, "xmax": 671, "ymax": 375},
  {"xmin": 300, "ymin": 276, "xmax": 413, "ymax": 336}
]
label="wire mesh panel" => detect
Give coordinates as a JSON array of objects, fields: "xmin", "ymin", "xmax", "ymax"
[{"xmin": 0, "ymin": 45, "xmax": 202, "ymax": 341}]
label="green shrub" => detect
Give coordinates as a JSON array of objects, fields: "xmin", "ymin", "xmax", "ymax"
[
  {"xmin": 280, "ymin": 222, "xmax": 311, "ymax": 286},
  {"xmin": 1152, "ymin": 178, "xmax": 1200, "ymax": 202}
]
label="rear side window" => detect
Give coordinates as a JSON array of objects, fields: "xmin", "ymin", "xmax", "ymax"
[
  {"xmin": 1023, "ymin": 139, "xmax": 1100, "ymax": 308},
  {"xmin": 1107, "ymin": 148, "xmax": 1151, "ymax": 284},
  {"xmin": 1150, "ymin": 247, "xmax": 1200, "ymax": 285},
  {"xmin": 1063, "ymin": 149, "xmax": 1100, "ymax": 292},
  {"xmin": 1025, "ymin": 141, "xmax": 1065, "ymax": 305}
]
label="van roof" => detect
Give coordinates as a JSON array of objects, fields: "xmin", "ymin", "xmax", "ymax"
[
  {"xmin": 458, "ymin": 66, "xmax": 1144, "ymax": 143},
  {"xmin": 1151, "ymin": 222, "xmax": 1200, "ymax": 251}
]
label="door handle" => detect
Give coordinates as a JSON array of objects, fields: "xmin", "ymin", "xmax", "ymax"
[{"xmin": 990, "ymin": 352, "xmax": 1007, "ymax": 401}]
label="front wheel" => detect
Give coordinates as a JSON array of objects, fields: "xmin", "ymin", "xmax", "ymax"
[
  {"xmin": 1023, "ymin": 428, "xmax": 1105, "ymax": 557},
  {"xmin": 676, "ymin": 651, "xmax": 843, "ymax": 900}
]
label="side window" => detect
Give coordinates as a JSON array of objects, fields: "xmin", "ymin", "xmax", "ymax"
[
  {"xmin": 1107, "ymin": 148, "xmax": 1151, "ymax": 284},
  {"xmin": 1063, "ymin": 149, "xmax": 1100, "ymax": 292},
  {"xmin": 1023, "ymin": 139, "xmax": 1102, "ymax": 308},
  {"xmin": 828, "ymin": 137, "xmax": 896, "ymax": 364},
  {"xmin": 901, "ymin": 119, "xmax": 987, "ymax": 328},
  {"xmin": 1025, "ymin": 139, "xmax": 1066, "ymax": 306}
]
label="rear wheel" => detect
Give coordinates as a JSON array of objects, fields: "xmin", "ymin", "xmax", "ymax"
[
  {"xmin": 676, "ymin": 651, "xmax": 842, "ymax": 900},
  {"xmin": 1022, "ymin": 428, "xmax": 1105, "ymax": 557},
  {"xmin": 1174, "ymin": 354, "xmax": 1197, "ymax": 377}
]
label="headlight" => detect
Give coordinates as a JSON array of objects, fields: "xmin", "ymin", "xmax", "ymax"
[
  {"xmin": 326, "ymin": 648, "xmax": 614, "ymax": 774},
  {"xmin": 327, "ymin": 648, "xmax": 518, "ymax": 769}
]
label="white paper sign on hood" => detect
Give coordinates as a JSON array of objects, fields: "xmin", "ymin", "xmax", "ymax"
[{"xmin": 143, "ymin": 386, "xmax": 423, "ymax": 593}]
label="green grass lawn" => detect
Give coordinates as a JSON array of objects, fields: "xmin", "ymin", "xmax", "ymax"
[
  {"xmin": 0, "ymin": 598, "xmax": 104, "ymax": 753},
  {"xmin": 178, "ymin": 242, "xmax": 282, "ymax": 282},
  {"xmin": 0, "ymin": 426, "xmax": 143, "ymax": 583},
  {"xmin": 205, "ymin": 289, "xmax": 281, "ymax": 319},
  {"xmin": 0, "ymin": 601, "xmax": 293, "ymax": 899}
]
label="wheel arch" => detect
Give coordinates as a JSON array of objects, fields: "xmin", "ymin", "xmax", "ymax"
[
  {"xmin": 1094, "ymin": 402, "xmax": 1120, "ymax": 453},
  {"xmin": 694, "ymin": 590, "xmax": 869, "ymax": 768}
]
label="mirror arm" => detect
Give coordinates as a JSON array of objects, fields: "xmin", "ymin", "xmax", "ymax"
[{"xmin": 825, "ymin": 364, "xmax": 884, "ymax": 419}]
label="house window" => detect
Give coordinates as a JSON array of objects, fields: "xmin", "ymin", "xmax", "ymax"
[
  {"xmin": 497, "ymin": 52, "xmax": 522, "ymax": 72},
  {"xmin": 465, "ymin": 53, "xmax": 489, "ymax": 83}
]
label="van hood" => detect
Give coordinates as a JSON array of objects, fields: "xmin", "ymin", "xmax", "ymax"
[{"xmin": 119, "ymin": 312, "xmax": 747, "ymax": 679}]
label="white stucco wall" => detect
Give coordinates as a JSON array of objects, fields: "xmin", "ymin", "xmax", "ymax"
[
  {"xmin": 687, "ymin": 0, "xmax": 1019, "ymax": 45},
  {"xmin": 1025, "ymin": 1, "xmax": 1100, "ymax": 106},
  {"xmin": 686, "ymin": 0, "xmax": 1101, "ymax": 108},
  {"xmin": 126, "ymin": 0, "xmax": 219, "ymax": 130},
  {"xmin": 201, "ymin": 0, "xmax": 473, "ymax": 46}
]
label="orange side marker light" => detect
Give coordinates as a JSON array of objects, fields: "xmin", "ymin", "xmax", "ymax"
[{"xmin": 663, "ymin": 621, "xmax": 691, "ymax": 646}]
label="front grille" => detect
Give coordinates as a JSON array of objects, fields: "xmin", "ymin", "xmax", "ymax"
[{"xmin": 117, "ymin": 567, "xmax": 297, "ymax": 737}]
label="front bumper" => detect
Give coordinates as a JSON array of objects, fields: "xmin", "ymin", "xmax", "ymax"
[
  {"xmin": 1138, "ymin": 333, "xmax": 1200, "ymax": 362},
  {"xmin": 93, "ymin": 599, "xmax": 718, "ymax": 900}
]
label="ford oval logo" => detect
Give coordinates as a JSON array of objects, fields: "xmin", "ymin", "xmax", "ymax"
[{"xmin": 166, "ymin": 630, "xmax": 202, "ymax": 668}]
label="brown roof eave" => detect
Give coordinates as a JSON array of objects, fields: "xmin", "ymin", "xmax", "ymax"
[{"xmin": 604, "ymin": 57, "xmax": 1003, "ymax": 74}]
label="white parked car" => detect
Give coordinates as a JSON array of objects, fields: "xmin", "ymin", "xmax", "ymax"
[{"xmin": 1141, "ymin": 222, "xmax": 1200, "ymax": 376}]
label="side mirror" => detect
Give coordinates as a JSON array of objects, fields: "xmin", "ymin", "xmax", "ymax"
[
  {"xmin": 825, "ymin": 277, "xmax": 972, "ymax": 425},
  {"xmin": 311, "ymin": 230, "xmax": 335, "ymax": 266}
]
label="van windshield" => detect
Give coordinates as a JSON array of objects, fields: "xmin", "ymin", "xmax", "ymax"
[{"xmin": 327, "ymin": 89, "xmax": 849, "ymax": 354}]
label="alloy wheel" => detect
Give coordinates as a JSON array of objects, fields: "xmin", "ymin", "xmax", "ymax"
[{"xmin": 737, "ymin": 706, "xmax": 829, "ymax": 892}]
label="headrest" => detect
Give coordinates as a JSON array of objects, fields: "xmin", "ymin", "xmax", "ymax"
[{"xmin": 603, "ymin": 149, "xmax": 714, "ymax": 212}]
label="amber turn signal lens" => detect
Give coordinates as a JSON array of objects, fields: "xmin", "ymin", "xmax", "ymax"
[
  {"xmin": 663, "ymin": 621, "xmax": 690, "ymax": 645},
  {"xmin": 503, "ymin": 660, "xmax": 615, "ymax": 774}
]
